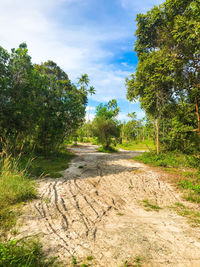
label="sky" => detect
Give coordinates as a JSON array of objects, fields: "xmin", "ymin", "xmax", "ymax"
[{"xmin": 0, "ymin": 0, "xmax": 164, "ymax": 122}]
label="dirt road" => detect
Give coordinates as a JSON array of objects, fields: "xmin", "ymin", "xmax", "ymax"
[{"xmin": 18, "ymin": 145, "xmax": 200, "ymax": 266}]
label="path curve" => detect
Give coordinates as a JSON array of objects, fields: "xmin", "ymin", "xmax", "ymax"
[{"xmin": 17, "ymin": 144, "xmax": 200, "ymax": 266}]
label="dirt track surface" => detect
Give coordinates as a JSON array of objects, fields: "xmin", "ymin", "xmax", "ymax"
[{"xmin": 18, "ymin": 145, "xmax": 200, "ymax": 266}]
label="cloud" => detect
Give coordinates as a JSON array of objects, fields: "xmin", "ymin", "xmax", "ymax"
[
  {"xmin": 86, "ymin": 106, "xmax": 96, "ymax": 112},
  {"xmin": 0, "ymin": 0, "xmax": 162, "ymax": 117},
  {"xmin": 120, "ymin": 0, "xmax": 164, "ymax": 13}
]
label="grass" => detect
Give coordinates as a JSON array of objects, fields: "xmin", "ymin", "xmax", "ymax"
[
  {"xmin": 0, "ymin": 151, "xmax": 37, "ymax": 232},
  {"xmin": 98, "ymin": 146, "xmax": 118, "ymax": 153},
  {"xmin": 123, "ymin": 255, "xmax": 144, "ymax": 267},
  {"xmin": 134, "ymin": 151, "xmax": 199, "ymax": 168},
  {"xmin": 142, "ymin": 199, "xmax": 161, "ymax": 211},
  {"xmin": 0, "ymin": 238, "xmax": 59, "ymax": 266},
  {"xmin": 172, "ymin": 202, "xmax": 200, "ymax": 226},
  {"xmin": 134, "ymin": 151, "xmax": 200, "ymax": 205},
  {"xmin": 22, "ymin": 148, "xmax": 74, "ymax": 178},
  {"xmin": 117, "ymin": 140, "xmax": 155, "ymax": 151}
]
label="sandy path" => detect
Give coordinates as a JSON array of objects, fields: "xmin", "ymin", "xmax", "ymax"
[{"xmin": 17, "ymin": 145, "xmax": 200, "ymax": 266}]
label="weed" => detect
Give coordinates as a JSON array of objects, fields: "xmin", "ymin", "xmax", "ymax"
[
  {"xmin": 134, "ymin": 152, "xmax": 199, "ymax": 169},
  {"xmin": 11, "ymin": 228, "xmax": 19, "ymax": 236},
  {"xmin": 44, "ymin": 198, "xmax": 51, "ymax": 204},
  {"xmin": 142, "ymin": 199, "xmax": 161, "ymax": 211},
  {"xmin": 72, "ymin": 257, "xmax": 77, "ymax": 265},
  {"xmin": 86, "ymin": 255, "xmax": 94, "ymax": 261},
  {"xmin": 0, "ymin": 151, "xmax": 37, "ymax": 232},
  {"xmin": 173, "ymin": 203, "xmax": 200, "ymax": 226},
  {"xmin": 117, "ymin": 212, "xmax": 124, "ymax": 216},
  {"xmin": 0, "ymin": 239, "xmax": 59, "ymax": 266},
  {"xmin": 22, "ymin": 148, "xmax": 74, "ymax": 178}
]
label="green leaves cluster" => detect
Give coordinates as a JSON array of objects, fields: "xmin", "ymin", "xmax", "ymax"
[
  {"xmin": 126, "ymin": 0, "xmax": 200, "ymax": 153},
  {"xmin": 92, "ymin": 99, "xmax": 120, "ymax": 149},
  {"xmin": 0, "ymin": 43, "xmax": 88, "ymax": 155}
]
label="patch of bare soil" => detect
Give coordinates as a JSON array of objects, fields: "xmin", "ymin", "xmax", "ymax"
[{"xmin": 16, "ymin": 145, "xmax": 200, "ymax": 266}]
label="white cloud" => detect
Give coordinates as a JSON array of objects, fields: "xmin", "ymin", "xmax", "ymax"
[
  {"xmin": 117, "ymin": 112, "xmax": 129, "ymax": 121},
  {"xmin": 120, "ymin": 0, "xmax": 164, "ymax": 13},
  {"xmin": 0, "ymin": 0, "xmax": 159, "ymax": 105},
  {"xmin": 86, "ymin": 106, "xmax": 96, "ymax": 112}
]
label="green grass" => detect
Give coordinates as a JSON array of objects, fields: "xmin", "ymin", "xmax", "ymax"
[
  {"xmin": 134, "ymin": 151, "xmax": 199, "ymax": 168},
  {"xmin": 0, "ymin": 152, "xmax": 37, "ymax": 232},
  {"xmin": 142, "ymin": 199, "xmax": 161, "ymax": 211},
  {"xmin": 98, "ymin": 146, "xmax": 118, "ymax": 153},
  {"xmin": 0, "ymin": 239, "xmax": 59, "ymax": 266},
  {"xmin": 117, "ymin": 140, "xmax": 155, "ymax": 151},
  {"xmin": 172, "ymin": 202, "xmax": 200, "ymax": 226},
  {"xmin": 23, "ymin": 148, "xmax": 74, "ymax": 178},
  {"xmin": 134, "ymin": 151, "xmax": 200, "ymax": 204}
]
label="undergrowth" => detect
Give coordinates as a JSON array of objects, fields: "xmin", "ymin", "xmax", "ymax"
[
  {"xmin": 21, "ymin": 147, "xmax": 74, "ymax": 178},
  {"xmin": 0, "ymin": 239, "xmax": 59, "ymax": 266},
  {"xmin": 0, "ymin": 151, "xmax": 37, "ymax": 232},
  {"xmin": 134, "ymin": 152, "xmax": 199, "ymax": 168}
]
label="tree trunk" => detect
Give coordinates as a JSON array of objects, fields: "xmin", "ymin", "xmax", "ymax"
[
  {"xmin": 155, "ymin": 117, "xmax": 159, "ymax": 154},
  {"xmin": 195, "ymin": 97, "xmax": 200, "ymax": 136}
]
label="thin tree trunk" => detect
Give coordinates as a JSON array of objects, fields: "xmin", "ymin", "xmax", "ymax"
[
  {"xmin": 155, "ymin": 117, "xmax": 159, "ymax": 154},
  {"xmin": 195, "ymin": 97, "xmax": 200, "ymax": 136}
]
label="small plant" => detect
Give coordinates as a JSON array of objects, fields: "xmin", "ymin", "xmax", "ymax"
[
  {"xmin": 142, "ymin": 199, "xmax": 161, "ymax": 211},
  {"xmin": 86, "ymin": 255, "xmax": 94, "ymax": 261},
  {"xmin": 72, "ymin": 257, "xmax": 77, "ymax": 265},
  {"xmin": 116, "ymin": 212, "xmax": 124, "ymax": 216}
]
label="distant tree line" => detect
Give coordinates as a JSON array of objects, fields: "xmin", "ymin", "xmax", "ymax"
[
  {"xmin": 126, "ymin": 0, "xmax": 200, "ymax": 154},
  {"xmin": 0, "ymin": 43, "xmax": 88, "ymax": 155}
]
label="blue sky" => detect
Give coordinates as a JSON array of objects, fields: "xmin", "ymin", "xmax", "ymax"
[{"xmin": 0, "ymin": 0, "xmax": 163, "ymax": 121}]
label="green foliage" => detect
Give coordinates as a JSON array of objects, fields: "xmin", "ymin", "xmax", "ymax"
[
  {"xmin": 0, "ymin": 239, "xmax": 58, "ymax": 266},
  {"xmin": 0, "ymin": 151, "xmax": 36, "ymax": 231},
  {"xmin": 179, "ymin": 180, "xmax": 200, "ymax": 195},
  {"xmin": 134, "ymin": 152, "xmax": 200, "ymax": 168},
  {"xmin": 126, "ymin": 0, "xmax": 200, "ymax": 153},
  {"xmin": 92, "ymin": 100, "xmax": 120, "ymax": 149},
  {"xmin": 23, "ymin": 148, "xmax": 74, "ymax": 178},
  {"xmin": 0, "ymin": 44, "xmax": 88, "ymax": 156}
]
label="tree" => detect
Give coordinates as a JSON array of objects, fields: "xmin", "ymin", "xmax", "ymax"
[
  {"xmin": 77, "ymin": 74, "xmax": 89, "ymax": 93},
  {"xmin": 87, "ymin": 85, "xmax": 96, "ymax": 121},
  {"xmin": 126, "ymin": 49, "xmax": 174, "ymax": 154},
  {"xmin": 126, "ymin": 0, "xmax": 200, "ymax": 153},
  {"xmin": 92, "ymin": 100, "xmax": 120, "ymax": 149},
  {"xmin": 0, "ymin": 44, "xmax": 88, "ymax": 155},
  {"xmin": 34, "ymin": 61, "xmax": 87, "ymax": 154}
]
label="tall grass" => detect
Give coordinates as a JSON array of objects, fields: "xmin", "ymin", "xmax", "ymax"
[{"xmin": 0, "ymin": 150, "xmax": 37, "ymax": 231}]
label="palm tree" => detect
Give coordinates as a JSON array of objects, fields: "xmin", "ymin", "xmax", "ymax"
[
  {"xmin": 88, "ymin": 86, "xmax": 96, "ymax": 121},
  {"xmin": 77, "ymin": 74, "xmax": 89, "ymax": 92}
]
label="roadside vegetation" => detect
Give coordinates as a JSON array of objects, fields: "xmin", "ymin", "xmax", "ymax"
[
  {"xmin": 0, "ymin": 239, "xmax": 59, "ymax": 267},
  {"xmin": 0, "ymin": 151, "xmax": 36, "ymax": 233}
]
